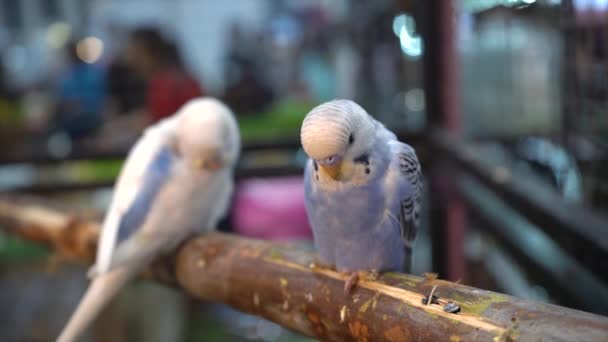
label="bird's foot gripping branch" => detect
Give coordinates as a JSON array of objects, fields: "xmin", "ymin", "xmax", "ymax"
[{"xmin": 1, "ymin": 197, "xmax": 608, "ymax": 341}]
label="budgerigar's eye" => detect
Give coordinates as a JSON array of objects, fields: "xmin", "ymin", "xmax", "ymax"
[
  {"xmin": 320, "ymin": 155, "xmax": 340, "ymax": 165},
  {"xmin": 349, "ymin": 133, "xmax": 354, "ymax": 145},
  {"xmin": 322, "ymin": 156, "xmax": 335, "ymax": 164}
]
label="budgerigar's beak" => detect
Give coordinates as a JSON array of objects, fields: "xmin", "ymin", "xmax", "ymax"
[
  {"xmin": 193, "ymin": 150, "xmax": 223, "ymax": 171},
  {"xmin": 320, "ymin": 162, "xmax": 342, "ymax": 180},
  {"xmin": 193, "ymin": 158, "xmax": 205, "ymax": 170}
]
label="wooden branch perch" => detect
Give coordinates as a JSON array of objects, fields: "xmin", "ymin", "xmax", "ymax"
[{"xmin": 1, "ymin": 197, "xmax": 607, "ymax": 341}]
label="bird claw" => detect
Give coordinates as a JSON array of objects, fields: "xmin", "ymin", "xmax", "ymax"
[{"xmin": 343, "ymin": 272, "xmax": 360, "ymax": 294}]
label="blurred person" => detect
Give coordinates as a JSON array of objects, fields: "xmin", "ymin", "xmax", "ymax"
[
  {"xmin": 223, "ymin": 22, "xmax": 272, "ymax": 115},
  {"xmin": 105, "ymin": 23, "xmax": 146, "ymax": 116},
  {"xmin": 53, "ymin": 41, "xmax": 106, "ymax": 139},
  {"xmin": 106, "ymin": 52, "xmax": 146, "ymax": 116},
  {"xmin": 127, "ymin": 27, "xmax": 204, "ymax": 123},
  {"xmin": 223, "ymin": 57, "xmax": 275, "ymax": 115}
]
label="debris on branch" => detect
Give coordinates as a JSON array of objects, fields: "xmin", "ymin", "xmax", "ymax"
[{"xmin": 1, "ymin": 197, "xmax": 607, "ymax": 341}]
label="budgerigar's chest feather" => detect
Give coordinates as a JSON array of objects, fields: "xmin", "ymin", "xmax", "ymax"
[{"xmin": 304, "ymin": 158, "xmax": 405, "ymax": 272}]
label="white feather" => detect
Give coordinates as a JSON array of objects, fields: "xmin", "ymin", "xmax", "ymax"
[{"xmin": 94, "ymin": 115, "xmax": 178, "ymax": 275}]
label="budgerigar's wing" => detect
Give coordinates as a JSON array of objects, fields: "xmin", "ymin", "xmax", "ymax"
[
  {"xmin": 94, "ymin": 117, "xmax": 177, "ymax": 276},
  {"xmin": 391, "ymin": 141, "xmax": 423, "ymax": 272}
]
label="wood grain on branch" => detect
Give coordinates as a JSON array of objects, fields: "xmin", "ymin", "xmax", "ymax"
[{"xmin": 1, "ymin": 197, "xmax": 607, "ymax": 341}]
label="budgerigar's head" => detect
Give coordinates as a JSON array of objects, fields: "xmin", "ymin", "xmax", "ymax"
[
  {"xmin": 300, "ymin": 99, "xmax": 376, "ymax": 180},
  {"xmin": 175, "ymin": 98, "xmax": 240, "ymax": 171}
]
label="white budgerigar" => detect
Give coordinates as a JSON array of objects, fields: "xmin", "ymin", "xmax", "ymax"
[
  {"xmin": 301, "ymin": 99, "xmax": 422, "ymax": 292},
  {"xmin": 57, "ymin": 98, "xmax": 240, "ymax": 342}
]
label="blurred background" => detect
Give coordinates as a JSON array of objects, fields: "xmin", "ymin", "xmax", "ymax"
[{"xmin": 0, "ymin": 0, "xmax": 606, "ymax": 341}]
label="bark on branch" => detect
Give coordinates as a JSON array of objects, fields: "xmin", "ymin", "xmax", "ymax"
[{"xmin": 1, "ymin": 197, "xmax": 607, "ymax": 341}]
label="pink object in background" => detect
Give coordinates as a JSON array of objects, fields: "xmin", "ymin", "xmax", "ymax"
[{"xmin": 232, "ymin": 176, "xmax": 313, "ymax": 241}]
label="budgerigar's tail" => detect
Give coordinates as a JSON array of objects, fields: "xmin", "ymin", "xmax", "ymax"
[
  {"xmin": 403, "ymin": 247, "xmax": 413, "ymax": 274},
  {"xmin": 57, "ymin": 265, "xmax": 139, "ymax": 342}
]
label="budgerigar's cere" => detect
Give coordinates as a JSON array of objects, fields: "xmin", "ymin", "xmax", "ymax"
[
  {"xmin": 57, "ymin": 98, "xmax": 240, "ymax": 342},
  {"xmin": 301, "ymin": 99, "xmax": 422, "ymax": 293}
]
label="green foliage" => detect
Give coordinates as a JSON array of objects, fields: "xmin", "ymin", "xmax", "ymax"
[
  {"xmin": 238, "ymin": 101, "xmax": 314, "ymax": 143},
  {"xmin": 0, "ymin": 233, "xmax": 48, "ymax": 262},
  {"xmin": 70, "ymin": 160, "xmax": 124, "ymax": 182}
]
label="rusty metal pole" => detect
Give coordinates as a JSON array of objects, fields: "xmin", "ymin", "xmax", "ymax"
[
  {"xmin": 560, "ymin": 0, "xmax": 576, "ymax": 145},
  {"xmin": 439, "ymin": 0, "xmax": 468, "ymax": 283},
  {"xmin": 420, "ymin": 0, "xmax": 467, "ymax": 281}
]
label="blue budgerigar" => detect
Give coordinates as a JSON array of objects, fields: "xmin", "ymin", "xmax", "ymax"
[
  {"xmin": 57, "ymin": 98, "xmax": 240, "ymax": 342},
  {"xmin": 301, "ymin": 99, "xmax": 422, "ymax": 292}
]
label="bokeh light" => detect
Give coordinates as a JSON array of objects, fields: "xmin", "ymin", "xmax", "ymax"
[
  {"xmin": 46, "ymin": 22, "xmax": 71, "ymax": 49},
  {"xmin": 76, "ymin": 37, "xmax": 104, "ymax": 64},
  {"xmin": 393, "ymin": 13, "xmax": 423, "ymax": 59}
]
